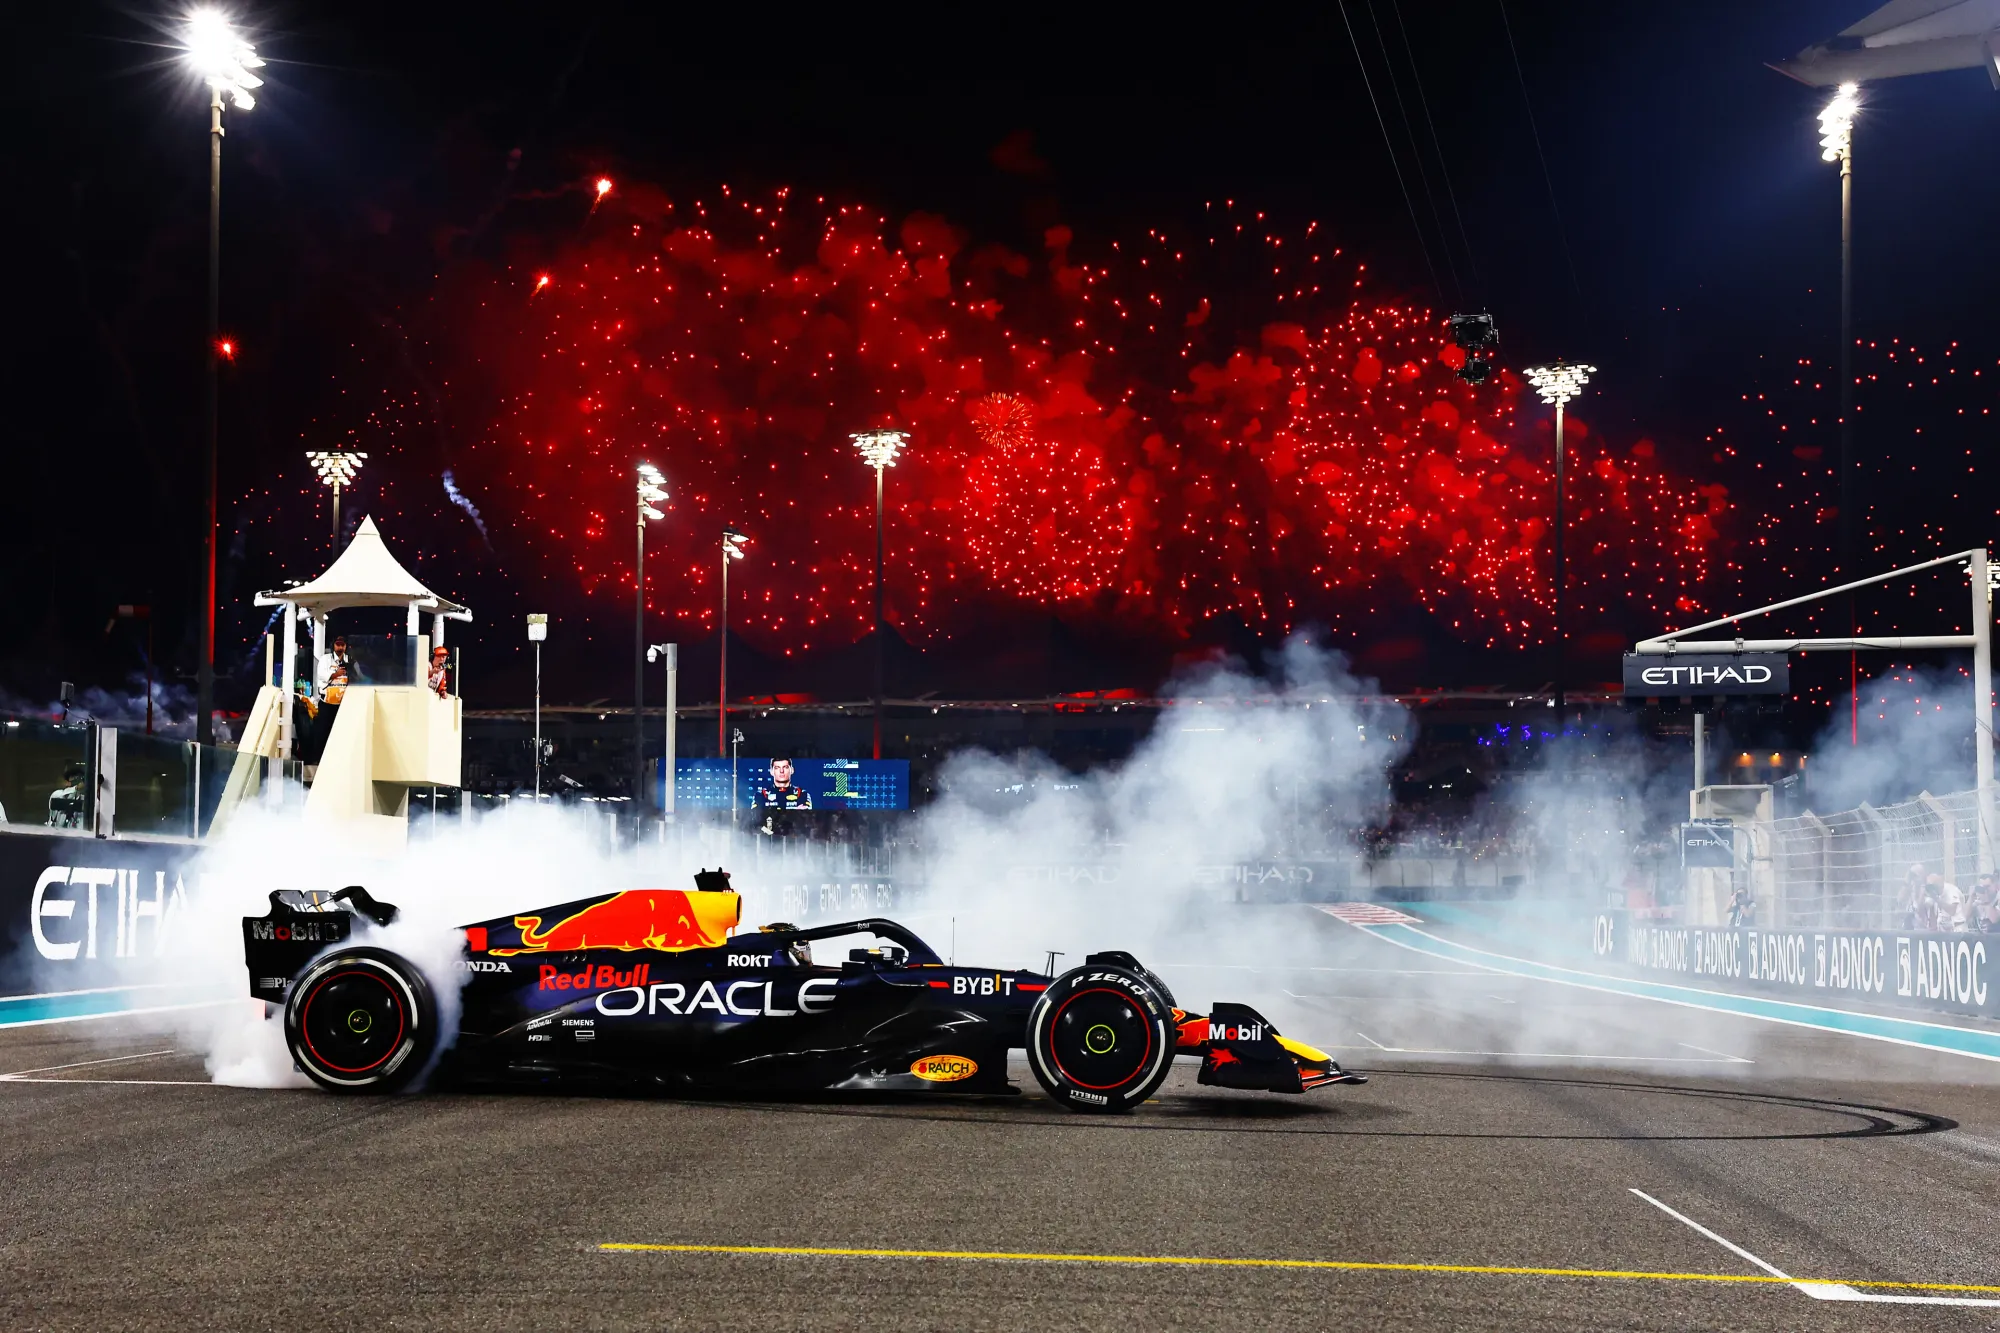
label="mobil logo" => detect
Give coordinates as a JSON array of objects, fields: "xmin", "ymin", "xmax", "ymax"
[
  {"xmin": 1209, "ymin": 1021, "xmax": 1266, "ymax": 1043},
  {"xmin": 249, "ymin": 918, "xmax": 345, "ymax": 944},
  {"xmin": 540, "ymin": 962, "xmax": 652, "ymax": 991}
]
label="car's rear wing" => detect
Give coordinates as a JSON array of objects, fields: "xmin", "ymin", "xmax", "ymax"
[{"xmin": 242, "ymin": 886, "xmax": 398, "ymax": 1004}]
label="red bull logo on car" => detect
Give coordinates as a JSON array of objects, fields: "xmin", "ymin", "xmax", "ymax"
[
  {"xmin": 539, "ymin": 963, "xmax": 651, "ymax": 991},
  {"xmin": 489, "ymin": 891, "xmax": 738, "ymax": 955}
]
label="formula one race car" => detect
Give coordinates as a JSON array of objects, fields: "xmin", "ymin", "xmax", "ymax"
[{"xmin": 242, "ymin": 872, "xmax": 1363, "ymax": 1112}]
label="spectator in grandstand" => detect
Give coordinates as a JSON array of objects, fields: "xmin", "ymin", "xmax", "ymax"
[
  {"xmin": 1727, "ymin": 883, "xmax": 1755, "ymax": 928},
  {"xmin": 1928, "ymin": 868, "xmax": 1960, "ymax": 928},
  {"xmin": 1901, "ymin": 863, "xmax": 1930, "ymax": 930},
  {"xmin": 1970, "ymin": 874, "xmax": 1999, "ymax": 933},
  {"xmin": 1926, "ymin": 873, "xmax": 1966, "ymax": 932},
  {"xmin": 47, "ymin": 764, "xmax": 85, "ymax": 828},
  {"xmin": 427, "ymin": 645, "xmax": 452, "ymax": 699}
]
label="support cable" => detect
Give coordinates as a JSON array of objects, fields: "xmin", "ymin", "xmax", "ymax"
[
  {"xmin": 1497, "ymin": 0, "xmax": 1585, "ymax": 311},
  {"xmin": 1367, "ymin": 0, "xmax": 1461, "ymax": 305},
  {"xmin": 1338, "ymin": 0, "xmax": 1446, "ymax": 305},
  {"xmin": 1391, "ymin": 0, "xmax": 1487, "ymax": 305}
]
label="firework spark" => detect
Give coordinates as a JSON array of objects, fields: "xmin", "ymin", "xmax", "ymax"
[{"xmin": 317, "ymin": 185, "xmax": 1728, "ymax": 659}]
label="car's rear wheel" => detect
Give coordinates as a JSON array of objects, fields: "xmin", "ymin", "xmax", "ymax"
[
  {"xmin": 1026, "ymin": 962, "xmax": 1174, "ymax": 1113},
  {"xmin": 284, "ymin": 947, "xmax": 437, "ymax": 1093}
]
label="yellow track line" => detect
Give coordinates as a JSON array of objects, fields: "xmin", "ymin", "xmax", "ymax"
[{"xmin": 598, "ymin": 1241, "xmax": 2000, "ymax": 1294}]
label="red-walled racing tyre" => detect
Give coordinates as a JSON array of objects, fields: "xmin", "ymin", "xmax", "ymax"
[
  {"xmin": 1026, "ymin": 962, "xmax": 1174, "ymax": 1113},
  {"xmin": 283, "ymin": 947, "xmax": 437, "ymax": 1093}
]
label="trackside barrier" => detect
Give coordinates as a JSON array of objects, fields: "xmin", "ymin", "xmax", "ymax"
[
  {"xmin": 1591, "ymin": 908, "xmax": 1997, "ymax": 1020},
  {"xmin": 0, "ymin": 829, "xmax": 205, "ymax": 993}
]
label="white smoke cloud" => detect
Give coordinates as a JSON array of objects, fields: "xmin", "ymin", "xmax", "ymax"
[
  {"xmin": 1799, "ymin": 665, "xmax": 1980, "ymax": 812},
  {"xmin": 89, "ymin": 636, "xmax": 1994, "ymax": 1092},
  {"xmin": 139, "ymin": 795, "xmax": 710, "ymax": 1087},
  {"xmin": 902, "ymin": 639, "xmax": 1407, "ymax": 970}
]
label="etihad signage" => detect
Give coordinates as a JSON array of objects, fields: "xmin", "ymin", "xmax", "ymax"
[{"xmin": 1621, "ymin": 652, "xmax": 1788, "ymax": 697}]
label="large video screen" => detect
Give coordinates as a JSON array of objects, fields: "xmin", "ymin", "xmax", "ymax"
[{"xmin": 660, "ymin": 758, "xmax": 910, "ymax": 811}]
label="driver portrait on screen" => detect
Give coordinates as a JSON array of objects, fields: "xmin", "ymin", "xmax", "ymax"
[{"xmin": 753, "ymin": 758, "xmax": 813, "ymax": 810}]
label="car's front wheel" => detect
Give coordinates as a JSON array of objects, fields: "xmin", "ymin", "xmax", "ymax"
[
  {"xmin": 283, "ymin": 947, "xmax": 438, "ymax": 1093},
  {"xmin": 1025, "ymin": 962, "xmax": 1174, "ymax": 1113}
]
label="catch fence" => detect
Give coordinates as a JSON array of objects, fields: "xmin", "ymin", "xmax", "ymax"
[{"xmin": 1768, "ymin": 789, "xmax": 1990, "ymax": 929}]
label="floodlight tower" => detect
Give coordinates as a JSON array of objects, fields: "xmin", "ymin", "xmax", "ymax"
[
  {"xmin": 1819, "ymin": 83, "xmax": 1859, "ymax": 578},
  {"xmin": 719, "ymin": 527, "xmax": 749, "ymax": 756},
  {"xmin": 306, "ymin": 451, "xmax": 367, "ymax": 549},
  {"xmin": 850, "ymin": 429, "xmax": 908, "ymax": 759},
  {"xmin": 634, "ymin": 464, "xmax": 667, "ymax": 823},
  {"xmin": 1819, "ymin": 81, "xmax": 1862, "ymax": 744},
  {"xmin": 1524, "ymin": 361, "xmax": 1595, "ymax": 714},
  {"xmin": 184, "ymin": 9, "xmax": 264, "ymax": 746},
  {"xmin": 526, "ymin": 614, "xmax": 547, "ymax": 800},
  {"xmin": 648, "ymin": 642, "xmax": 678, "ymax": 821}
]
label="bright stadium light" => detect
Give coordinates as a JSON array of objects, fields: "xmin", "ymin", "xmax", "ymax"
[
  {"xmin": 185, "ymin": 10, "xmax": 265, "ymax": 109},
  {"xmin": 1523, "ymin": 361, "xmax": 1594, "ymax": 716},
  {"xmin": 1818, "ymin": 82, "xmax": 1859, "ymax": 163},
  {"xmin": 637, "ymin": 462, "xmax": 667, "ymax": 521},
  {"xmin": 1524, "ymin": 361, "xmax": 1594, "ymax": 406},
  {"xmin": 306, "ymin": 450, "xmax": 366, "ymax": 549},
  {"xmin": 850, "ymin": 429, "xmax": 908, "ymax": 470},
  {"xmin": 850, "ymin": 430, "xmax": 910, "ymax": 759}
]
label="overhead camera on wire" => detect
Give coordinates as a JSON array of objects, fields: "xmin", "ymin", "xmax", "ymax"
[{"xmin": 1445, "ymin": 313, "xmax": 1499, "ymax": 386}]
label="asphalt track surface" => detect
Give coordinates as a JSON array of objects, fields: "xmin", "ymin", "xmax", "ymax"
[{"xmin": 8, "ymin": 907, "xmax": 2000, "ymax": 1331}]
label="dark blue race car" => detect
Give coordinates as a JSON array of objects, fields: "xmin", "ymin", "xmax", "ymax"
[{"xmin": 243, "ymin": 871, "xmax": 1363, "ymax": 1113}]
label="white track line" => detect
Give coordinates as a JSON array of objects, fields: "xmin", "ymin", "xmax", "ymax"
[
  {"xmin": 0, "ymin": 983, "xmax": 200, "ymax": 1002},
  {"xmin": 1162, "ymin": 964, "xmax": 1485, "ymax": 976},
  {"xmin": 1354, "ymin": 921, "xmax": 2000, "ymax": 1065},
  {"xmin": 1329, "ymin": 1017, "xmax": 1752, "ymax": 1066},
  {"xmin": 0, "ymin": 1049, "xmax": 176, "ymax": 1079},
  {"xmin": 0, "ymin": 1077, "xmax": 214, "ymax": 1086},
  {"xmin": 1631, "ymin": 1188, "xmax": 2000, "ymax": 1308},
  {"xmin": 1332, "ymin": 1045, "xmax": 1750, "ymax": 1064}
]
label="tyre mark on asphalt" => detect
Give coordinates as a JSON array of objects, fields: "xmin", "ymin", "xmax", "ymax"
[{"xmin": 610, "ymin": 1071, "xmax": 1953, "ymax": 1141}]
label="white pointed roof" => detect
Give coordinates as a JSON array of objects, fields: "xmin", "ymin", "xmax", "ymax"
[{"xmin": 256, "ymin": 516, "xmax": 471, "ymax": 618}]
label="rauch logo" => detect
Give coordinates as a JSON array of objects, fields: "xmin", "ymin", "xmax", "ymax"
[{"xmin": 910, "ymin": 1055, "xmax": 978, "ymax": 1082}]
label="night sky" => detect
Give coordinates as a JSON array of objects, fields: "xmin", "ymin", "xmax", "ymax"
[{"xmin": 2, "ymin": 2, "xmax": 1996, "ymax": 722}]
